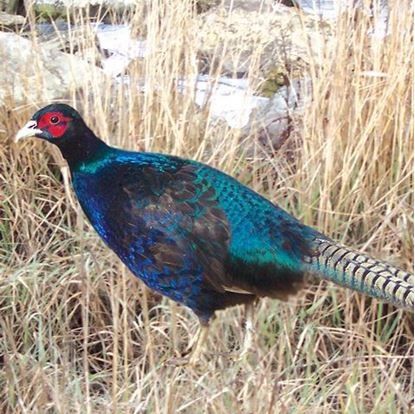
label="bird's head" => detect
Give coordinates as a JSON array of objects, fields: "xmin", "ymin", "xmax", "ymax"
[
  {"xmin": 15, "ymin": 103, "xmax": 82, "ymax": 144},
  {"xmin": 15, "ymin": 103, "xmax": 106, "ymax": 166}
]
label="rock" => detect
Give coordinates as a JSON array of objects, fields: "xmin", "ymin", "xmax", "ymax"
[
  {"xmin": 33, "ymin": 0, "xmax": 136, "ymax": 7},
  {"xmin": 0, "ymin": 32, "xmax": 107, "ymax": 107},
  {"xmin": 184, "ymin": 76, "xmax": 269, "ymax": 129},
  {"xmin": 242, "ymin": 78, "xmax": 311, "ymax": 152},
  {"xmin": 27, "ymin": 22, "xmax": 105, "ymax": 68},
  {"xmin": 1, "ymin": 0, "xmax": 24, "ymax": 15},
  {"xmin": 221, "ymin": 0, "xmax": 274, "ymax": 12},
  {"xmin": 94, "ymin": 24, "xmax": 147, "ymax": 76},
  {"xmin": 295, "ymin": 0, "xmax": 389, "ymax": 37},
  {"xmin": 31, "ymin": 0, "xmax": 136, "ymax": 21},
  {"xmin": 33, "ymin": 0, "xmax": 136, "ymax": 15},
  {"xmin": 195, "ymin": 0, "xmax": 220, "ymax": 14},
  {"xmin": 294, "ymin": 0, "xmax": 339, "ymax": 19},
  {"xmin": 196, "ymin": 4, "xmax": 334, "ymax": 79},
  {"xmin": 24, "ymin": 23, "xmax": 148, "ymax": 77},
  {"xmin": 0, "ymin": 11, "xmax": 25, "ymax": 27}
]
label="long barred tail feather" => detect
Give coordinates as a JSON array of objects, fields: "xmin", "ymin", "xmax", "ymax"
[{"xmin": 305, "ymin": 238, "xmax": 414, "ymax": 310}]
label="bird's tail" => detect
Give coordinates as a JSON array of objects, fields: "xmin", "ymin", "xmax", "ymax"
[{"xmin": 304, "ymin": 238, "xmax": 414, "ymax": 309}]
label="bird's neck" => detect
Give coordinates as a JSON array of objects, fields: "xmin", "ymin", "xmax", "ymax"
[{"xmin": 58, "ymin": 129, "xmax": 109, "ymax": 170}]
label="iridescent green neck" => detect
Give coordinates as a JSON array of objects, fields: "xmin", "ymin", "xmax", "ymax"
[
  {"xmin": 73, "ymin": 145, "xmax": 116, "ymax": 174},
  {"xmin": 62, "ymin": 132, "xmax": 110, "ymax": 171}
]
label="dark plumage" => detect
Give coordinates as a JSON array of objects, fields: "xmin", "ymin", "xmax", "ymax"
[{"xmin": 15, "ymin": 104, "xmax": 414, "ymax": 330}]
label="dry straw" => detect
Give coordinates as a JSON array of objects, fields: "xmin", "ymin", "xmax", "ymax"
[{"xmin": 0, "ymin": 1, "xmax": 413, "ymax": 412}]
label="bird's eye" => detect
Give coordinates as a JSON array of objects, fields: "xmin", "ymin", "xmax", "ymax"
[{"xmin": 50, "ymin": 116, "xmax": 59, "ymax": 124}]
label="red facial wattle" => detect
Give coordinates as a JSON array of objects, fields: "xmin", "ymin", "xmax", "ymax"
[{"xmin": 37, "ymin": 111, "xmax": 72, "ymax": 138}]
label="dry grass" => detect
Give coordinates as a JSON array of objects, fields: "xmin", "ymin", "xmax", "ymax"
[{"xmin": 0, "ymin": 1, "xmax": 413, "ymax": 412}]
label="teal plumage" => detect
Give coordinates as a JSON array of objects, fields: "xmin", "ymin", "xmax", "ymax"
[{"xmin": 15, "ymin": 104, "xmax": 414, "ymax": 328}]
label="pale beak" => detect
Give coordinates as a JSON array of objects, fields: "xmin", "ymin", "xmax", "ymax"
[{"xmin": 15, "ymin": 120, "xmax": 43, "ymax": 143}]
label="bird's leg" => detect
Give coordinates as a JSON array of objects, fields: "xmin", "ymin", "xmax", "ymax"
[
  {"xmin": 240, "ymin": 301, "xmax": 256, "ymax": 357},
  {"xmin": 170, "ymin": 301, "xmax": 180, "ymax": 357},
  {"xmin": 187, "ymin": 321, "xmax": 210, "ymax": 366},
  {"xmin": 167, "ymin": 319, "xmax": 210, "ymax": 367}
]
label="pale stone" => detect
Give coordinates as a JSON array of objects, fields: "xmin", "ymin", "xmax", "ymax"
[
  {"xmin": 0, "ymin": 32, "xmax": 107, "ymax": 107},
  {"xmin": 33, "ymin": 0, "xmax": 136, "ymax": 8},
  {"xmin": 195, "ymin": 4, "xmax": 334, "ymax": 77},
  {"xmin": 0, "ymin": 11, "xmax": 25, "ymax": 27}
]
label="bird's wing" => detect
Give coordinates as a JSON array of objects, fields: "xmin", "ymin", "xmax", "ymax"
[
  {"xmin": 194, "ymin": 162, "xmax": 321, "ymax": 299},
  {"xmin": 96, "ymin": 161, "xmax": 233, "ymax": 294}
]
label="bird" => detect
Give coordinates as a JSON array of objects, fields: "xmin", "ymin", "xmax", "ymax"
[{"xmin": 15, "ymin": 103, "xmax": 414, "ymax": 362}]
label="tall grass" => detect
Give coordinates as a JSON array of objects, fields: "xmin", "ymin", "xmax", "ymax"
[{"xmin": 0, "ymin": 1, "xmax": 413, "ymax": 412}]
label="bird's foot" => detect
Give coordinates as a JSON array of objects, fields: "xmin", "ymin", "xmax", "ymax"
[{"xmin": 165, "ymin": 325, "xmax": 209, "ymax": 367}]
